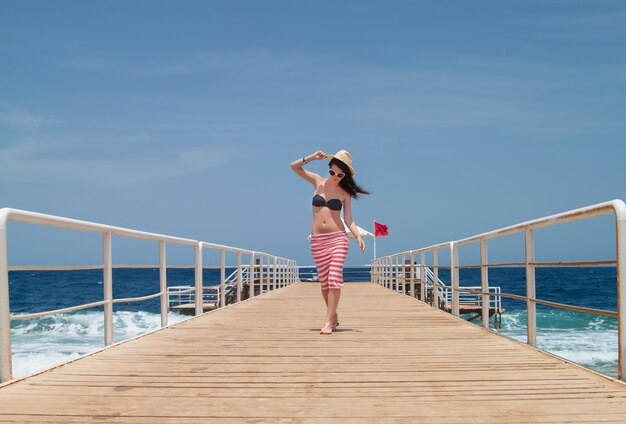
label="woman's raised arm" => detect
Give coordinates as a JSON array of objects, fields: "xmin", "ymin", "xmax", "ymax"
[{"xmin": 290, "ymin": 150, "xmax": 327, "ymax": 186}]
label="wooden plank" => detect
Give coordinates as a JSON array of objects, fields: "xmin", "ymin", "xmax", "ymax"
[{"xmin": 1, "ymin": 282, "xmax": 626, "ymax": 423}]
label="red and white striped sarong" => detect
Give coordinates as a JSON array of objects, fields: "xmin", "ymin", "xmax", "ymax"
[{"xmin": 310, "ymin": 231, "xmax": 349, "ymax": 290}]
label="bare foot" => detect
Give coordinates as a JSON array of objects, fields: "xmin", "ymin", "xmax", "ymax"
[
  {"xmin": 320, "ymin": 322, "xmax": 333, "ymax": 335},
  {"xmin": 332, "ymin": 314, "xmax": 339, "ymax": 330}
]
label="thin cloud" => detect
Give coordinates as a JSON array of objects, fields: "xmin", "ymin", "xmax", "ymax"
[
  {"xmin": 48, "ymin": 48, "xmax": 626, "ymax": 140},
  {"xmin": 524, "ymin": 8, "xmax": 626, "ymax": 40},
  {"xmin": 0, "ymin": 104, "xmax": 61, "ymax": 130},
  {"xmin": 534, "ymin": 10, "xmax": 626, "ymax": 26},
  {"xmin": 0, "ymin": 140, "xmax": 234, "ymax": 188},
  {"xmin": 60, "ymin": 50, "xmax": 314, "ymax": 77},
  {"xmin": 61, "ymin": 58, "xmax": 113, "ymax": 72}
]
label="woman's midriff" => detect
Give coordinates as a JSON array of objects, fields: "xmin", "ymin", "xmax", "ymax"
[{"xmin": 311, "ymin": 208, "xmax": 343, "ymax": 235}]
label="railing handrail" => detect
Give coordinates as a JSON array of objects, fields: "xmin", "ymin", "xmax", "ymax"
[
  {"xmin": 0, "ymin": 207, "xmax": 300, "ymax": 383},
  {"xmin": 0, "ymin": 208, "xmax": 198, "ymax": 245},
  {"xmin": 454, "ymin": 199, "xmax": 626, "ymax": 246},
  {"xmin": 370, "ymin": 199, "xmax": 626, "ymax": 381}
]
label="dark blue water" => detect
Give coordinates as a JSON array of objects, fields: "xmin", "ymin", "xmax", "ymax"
[
  {"xmin": 433, "ymin": 266, "xmax": 617, "ymax": 312},
  {"xmin": 9, "ymin": 268, "xmax": 225, "ymax": 315}
]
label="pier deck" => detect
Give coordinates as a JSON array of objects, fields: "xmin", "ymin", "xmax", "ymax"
[{"xmin": 2, "ymin": 282, "xmax": 626, "ymax": 423}]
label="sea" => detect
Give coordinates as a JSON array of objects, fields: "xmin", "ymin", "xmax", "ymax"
[{"xmin": 7, "ymin": 266, "xmax": 618, "ymax": 379}]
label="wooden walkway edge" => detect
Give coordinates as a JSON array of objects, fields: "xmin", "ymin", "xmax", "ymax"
[{"xmin": 1, "ymin": 282, "xmax": 626, "ymax": 423}]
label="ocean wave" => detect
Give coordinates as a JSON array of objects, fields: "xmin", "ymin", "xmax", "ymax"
[
  {"xmin": 499, "ymin": 309, "xmax": 617, "ymax": 331},
  {"xmin": 495, "ymin": 310, "xmax": 618, "ymax": 377},
  {"xmin": 10, "ymin": 310, "xmax": 189, "ymax": 379}
]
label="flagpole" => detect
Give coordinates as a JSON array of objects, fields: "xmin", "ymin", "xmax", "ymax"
[{"xmin": 373, "ymin": 220, "xmax": 377, "ymax": 260}]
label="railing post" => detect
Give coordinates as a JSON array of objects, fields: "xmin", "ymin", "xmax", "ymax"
[
  {"xmin": 390, "ymin": 256, "xmax": 394, "ymax": 290},
  {"xmin": 272, "ymin": 256, "xmax": 278, "ymax": 290},
  {"xmin": 159, "ymin": 241, "xmax": 168, "ymax": 328},
  {"xmin": 281, "ymin": 258, "xmax": 285, "ymax": 288},
  {"xmin": 237, "ymin": 252, "xmax": 242, "ymax": 303},
  {"xmin": 103, "ymin": 232, "xmax": 113, "ymax": 346},
  {"xmin": 266, "ymin": 255, "xmax": 269, "ymax": 292},
  {"xmin": 433, "ymin": 250, "xmax": 439, "ymax": 308},
  {"xmin": 451, "ymin": 242, "xmax": 459, "ymax": 317},
  {"xmin": 292, "ymin": 260, "xmax": 296, "ymax": 284},
  {"xmin": 373, "ymin": 259, "xmax": 378, "ymax": 285},
  {"xmin": 0, "ymin": 215, "xmax": 13, "ymax": 383},
  {"xmin": 258, "ymin": 256, "xmax": 263, "ymax": 294},
  {"xmin": 262, "ymin": 255, "xmax": 266, "ymax": 292},
  {"xmin": 282, "ymin": 259, "xmax": 286, "ymax": 287},
  {"xmin": 480, "ymin": 238, "xmax": 489, "ymax": 329},
  {"xmin": 375, "ymin": 259, "xmax": 379, "ymax": 285},
  {"xmin": 261, "ymin": 255, "xmax": 270, "ymax": 293},
  {"xmin": 420, "ymin": 252, "xmax": 426, "ymax": 301},
  {"xmin": 398, "ymin": 254, "xmax": 410, "ymax": 294},
  {"xmin": 268, "ymin": 256, "xmax": 272, "ymax": 290},
  {"xmin": 385, "ymin": 257, "xmax": 389, "ymax": 289},
  {"xmin": 266, "ymin": 256, "xmax": 271, "ymax": 292},
  {"xmin": 525, "ymin": 228, "xmax": 537, "ymax": 347},
  {"xmin": 383, "ymin": 256, "xmax": 391, "ymax": 289},
  {"xmin": 220, "ymin": 249, "xmax": 226, "ymax": 308},
  {"xmin": 409, "ymin": 253, "xmax": 415, "ymax": 298},
  {"xmin": 194, "ymin": 243, "xmax": 203, "ymax": 315},
  {"xmin": 249, "ymin": 252, "xmax": 256, "ymax": 298},
  {"xmin": 374, "ymin": 259, "xmax": 379, "ymax": 285},
  {"xmin": 276, "ymin": 258, "xmax": 280, "ymax": 288},
  {"xmin": 375, "ymin": 258, "xmax": 383, "ymax": 286},
  {"xmin": 396, "ymin": 256, "xmax": 401, "ymax": 292},
  {"xmin": 617, "ymin": 207, "xmax": 626, "ymax": 381}
]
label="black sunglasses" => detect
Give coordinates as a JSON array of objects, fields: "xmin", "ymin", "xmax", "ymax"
[{"xmin": 329, "ymin": 169, "xmax": 346, "ymax": 179}]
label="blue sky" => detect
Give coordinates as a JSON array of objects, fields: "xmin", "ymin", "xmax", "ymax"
[{"xmin": 1, "ymin": 1, "xmax": 625, "ymax": 267}]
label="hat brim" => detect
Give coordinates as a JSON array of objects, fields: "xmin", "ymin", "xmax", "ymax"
[{"xmin": 326, "ymin": 155, "xmax": 355, "ymax": 176}]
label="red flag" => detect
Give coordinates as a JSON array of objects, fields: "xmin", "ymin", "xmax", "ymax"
[{"xmin": 374, "ymin": 222, "xmax": 388, "ymax": 237}]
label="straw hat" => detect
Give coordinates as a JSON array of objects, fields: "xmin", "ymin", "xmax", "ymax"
[{"xmin": 326, "ymin": 149, "xmax": 355, "ymax": 176}]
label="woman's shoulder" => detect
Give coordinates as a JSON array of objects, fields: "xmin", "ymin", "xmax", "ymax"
[{"xmin": 315, "ymin": 178, "xmax": 330, "ymax": 190}]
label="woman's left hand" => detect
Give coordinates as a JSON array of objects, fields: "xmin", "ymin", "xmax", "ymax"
[{"xmin": 357, "ymin": 237, "xmax": 365, "ymax": 253}]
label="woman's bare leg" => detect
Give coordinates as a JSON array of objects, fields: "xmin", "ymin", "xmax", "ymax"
[
  {"xmin": 321, "ymin": 288, "xmax": 338, "ymax": 325},
  {"xmin": 325, "ymin": 288, "xmax": 341, "ymax": 324}
]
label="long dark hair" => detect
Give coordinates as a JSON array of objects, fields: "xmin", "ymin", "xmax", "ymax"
[{"xmin": 329, "ymin": 158, "xmax": 371, "ymax": 199}]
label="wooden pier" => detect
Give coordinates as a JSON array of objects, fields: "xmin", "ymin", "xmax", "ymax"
[{"xmin": 2, "ymin": 282, "xmax": 626, "ymax": 423}]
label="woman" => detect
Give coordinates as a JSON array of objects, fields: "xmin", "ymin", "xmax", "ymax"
[{"xmin": 290, "ymin": 149, "xmax": 370, "ymax": 335}]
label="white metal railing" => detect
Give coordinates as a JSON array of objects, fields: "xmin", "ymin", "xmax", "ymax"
[
  {"xmin": 167, "ymin": 265, "xmax": 254, "ymax": 308},
  {"xmin": 0, "ymin": 208, "xmax": 300, "ymax": 383},
  {"xmin": 371, "ymin": 199, "xmax": 626, "ymax": 381},
  {"xmin": 443, "ymin": 286, "xmax": 502, "ymax": 311},
  {"xmin": 380, "ymin": 264, "xmax": 502, "ymax": 313}
]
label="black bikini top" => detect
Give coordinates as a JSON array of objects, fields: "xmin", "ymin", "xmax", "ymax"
[{"xmin": 312, "ymin": 194, "xmax": 342, "ymax": 211}]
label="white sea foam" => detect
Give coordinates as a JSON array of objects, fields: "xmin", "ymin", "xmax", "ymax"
[
  {"xmin": 497, "ymin": 310, "xmax": 618, "ymax": 377},
  {"xmin": 10, "ymin": 310, "xmax": 189, "ymax": 379}
]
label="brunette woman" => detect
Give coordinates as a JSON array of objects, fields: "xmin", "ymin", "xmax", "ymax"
[{"xmin": 290, "ymin": 150, "xmax": 370, "ymax": 334}]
